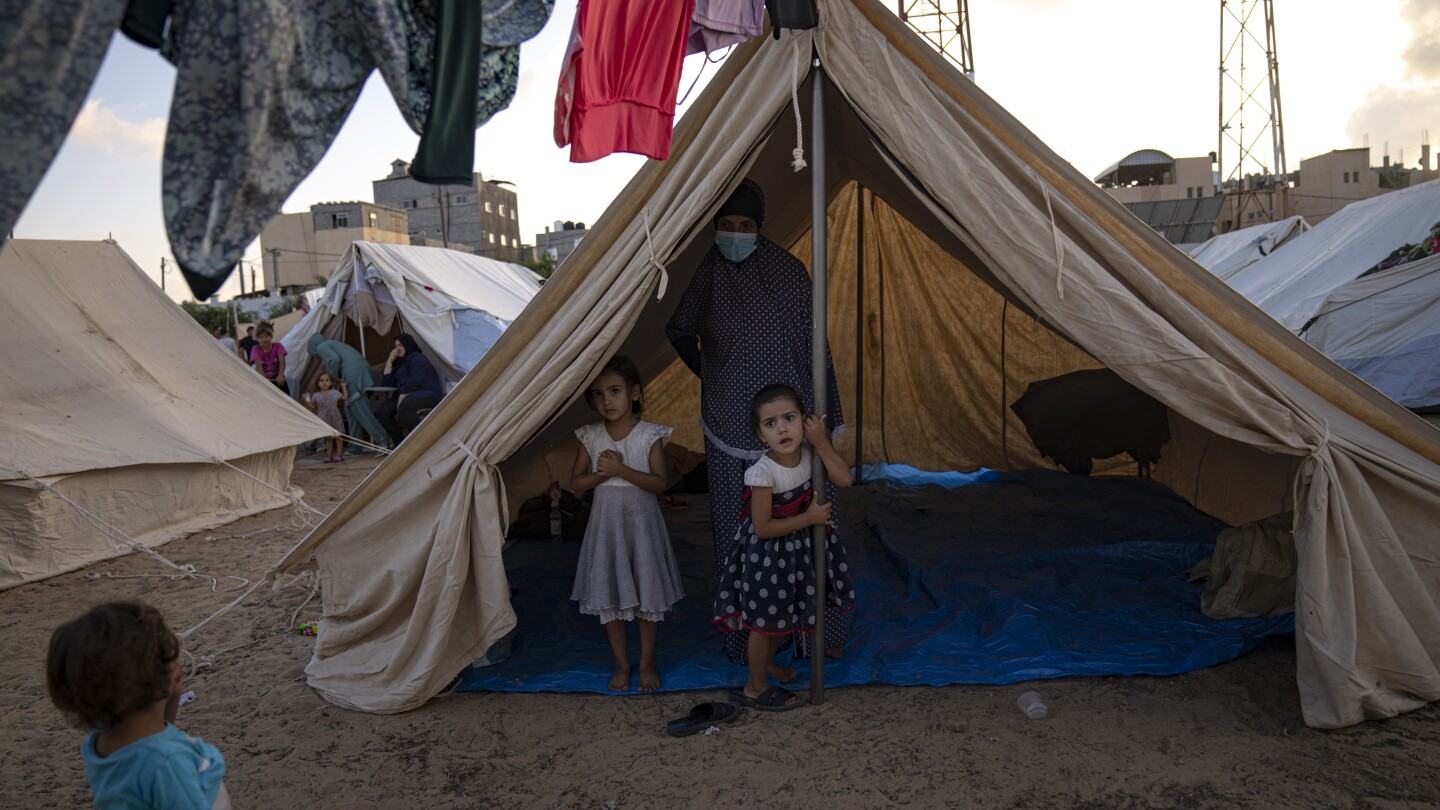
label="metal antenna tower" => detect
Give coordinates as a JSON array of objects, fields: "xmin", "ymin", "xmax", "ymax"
[
  {"xmin": 1218, "ymin": 0, "xmax": 1287, "ymax": 185},
  {"xmin": 898, "ymin": 0, "xmax": 974, "ymax": 80}
]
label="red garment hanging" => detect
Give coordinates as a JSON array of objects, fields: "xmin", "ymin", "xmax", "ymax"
[{"xmin": 554, "ymin": 0, "xmax": 696, "ymax": 163}]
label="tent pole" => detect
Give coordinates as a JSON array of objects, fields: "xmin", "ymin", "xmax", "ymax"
[
  {"xmin": 854, "ymin": 184, "xmax": 865, "ymax": 484},
  {"xmin": 809, "ymin": 62, "xmax": 829, "ymax": 705}
]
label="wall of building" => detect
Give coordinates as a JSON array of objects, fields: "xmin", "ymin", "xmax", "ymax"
[
  {"xmin": 373, "ymin": 162, "xmax": 525, "ymax": 261},
  {"xmin": 260, "ymin": 204, "xmax": 409, "ymax": 289},
  {"xmin": 1294, "ymin": 148, "xmax": 1377, "ymax": 224}
]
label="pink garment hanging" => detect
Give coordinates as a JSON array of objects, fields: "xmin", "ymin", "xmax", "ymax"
[
  {"xmin": 688, "ymin": 0, "xmax": 765, "ymax": 56},
  {"xmin": 554, "ymin": 0, "xmax": 696, "ymax": 163}
]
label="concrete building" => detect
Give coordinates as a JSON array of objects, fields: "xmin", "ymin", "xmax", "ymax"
[
  {"xmin": 1094, "ymin": 150, "xmax": 1224, "ymax": 244},
  {"xmin": 258, "ymin": 201, "xmax": 410, "ymax": 290},
  {"xmin": 535, "ymin": 220, "xmax": 588, "ymax": 264},
  {"xmin": 372, "ymin": 159, "xmax": 525, "ymax": 262},
  {"xmin": 1293, "ymin": 146, "xmax": 1439, "ymax": 225}
]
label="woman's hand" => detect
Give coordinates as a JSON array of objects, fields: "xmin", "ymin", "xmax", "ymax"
[
  {"xmin": 804, "ymin": 414, "xmax": 831, "ymax": 448},
  {"xmin": 804, "ymin": 497, "xmax": 833, "ymax": 527},
  {"xmin": 595, "ymin": 449, "xmax": 625, "ymax": 477}
]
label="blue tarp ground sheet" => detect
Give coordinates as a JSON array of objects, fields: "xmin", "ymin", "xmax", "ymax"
[{"xmin": 457, "ymin": 465, "xmax": 1293, "ymax": 695}]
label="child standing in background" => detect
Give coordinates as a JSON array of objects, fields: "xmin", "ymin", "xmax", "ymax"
[{"xmin": 304, "ymin": 371, "xmax": 347, "ymax": 462}]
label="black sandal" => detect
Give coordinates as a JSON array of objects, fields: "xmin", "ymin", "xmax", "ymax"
[
  {"xmin": 665, "ymin": 701, "xmax": 742, "ymax": 737},
  {"xmin": 728, "ymin": 685, "xmax": 808, "ymax": 712}
]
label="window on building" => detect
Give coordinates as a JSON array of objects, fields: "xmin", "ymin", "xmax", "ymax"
[
  {"xmin": 499, "ymin": 204, "xmax": 507, "ymax": 216},
  {"xmin": 1186, "ymin": 188, "xmax": 1194, "ymax": 199},
  {"xmin": 453, "ymin": 194, "xmax": 469, "ymax": 204},
  {"xmin": 402, "ymin": 199, "xmax": 416, "ymax": 209},
  {"xmin": 368, "ymin": 212, "xmax": 378, "ymax": 228},
  {"xmin": 485, "ymin": 201, "xmax": 493, "ymax": 213},
  {"xmin": 333, "ymin": 213, "xmax": 349, "ymax": 228},
  {"xmin": 510, "ymin": 209, "xmax": 516, "ymax": 220},
  {"xmin": 1195, "ymin": 186, "xmax": 1204, "ymax": 198},
  {"xmin": 488, "ymin": 233, "xmax": 495, "ymax": 244}
]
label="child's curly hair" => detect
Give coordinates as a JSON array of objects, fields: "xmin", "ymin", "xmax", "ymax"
[{"xmin": 46, "ymin": 601, "xmax": 180, "ymax": 731}]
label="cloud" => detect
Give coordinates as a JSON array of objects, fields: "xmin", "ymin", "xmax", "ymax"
[
  {"xmin": 1345, "ymin": 82, "xmax": 1440, "ymax": 164},
  {"xmin": 68, "ymin": 99, "xmax": 166, "ymax": 156},
  {"xmin": 1401, "ymin": 0, "xmax": 1440, "ymax": 80}
]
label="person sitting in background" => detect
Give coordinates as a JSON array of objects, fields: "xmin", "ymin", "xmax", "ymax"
[
  {"xmin": 375, "ymin": 334, "xmax": 443, "ymax": 440},
  {"xmin": 305, "ymin": 333, "xmax": 393, "ymax": 451}
]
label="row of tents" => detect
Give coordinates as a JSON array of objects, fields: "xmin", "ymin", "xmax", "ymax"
[
  {"xmin": 0, "ymin": 239, "xmax": 541, "ymax": 590},
  {"xmin": 1186, "ymin": 178, "xmax": 1440, "ymax": 410},
  {"xmin": 263, "ymin": 0, "xmax": 1440, "ymax": 729},
  {"xmin": 3, "ymin": 0, "xmax": 1436, "ymax": 730}
]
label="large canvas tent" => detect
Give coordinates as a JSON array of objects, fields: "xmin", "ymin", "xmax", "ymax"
[
  {"xmin": 0, "ymin": 240, "xmax": 331, "ymax": 590},
  {"xmin": 1302, "ymin": 252, "xmax": 1440, "ymax": 410},
  {"xmin": 280, "ymin": 242, "xmax": 542, "ymax": 395},
  {"xmin": 272, "ymin": 0, "xmax": 1440, "ymax": 727},
  {"xmin": 1186, "ymin": 215, "xmax": 1310, "ymax": 281},
  {"xmin": 1226, "ymin": 178, "xmax": 1440, "ymax": 331}
]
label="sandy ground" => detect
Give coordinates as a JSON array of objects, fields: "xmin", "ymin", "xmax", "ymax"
[{"xmin": 2, "ymin": 451, "xmax": 1438, "ymax": 809}]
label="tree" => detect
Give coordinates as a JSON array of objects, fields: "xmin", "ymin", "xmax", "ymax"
[
  {"xmin": 521, "ymin": 254, "xmax": 557, "ymax": 279},
  {"xmin": 180, "ymin": 301, "xmax": 232, "ymax": 335}
]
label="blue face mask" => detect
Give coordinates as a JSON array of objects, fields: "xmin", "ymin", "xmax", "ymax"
[{"xmin": 715, "ymin": 231, "xmax": 758, "ymax": 263}]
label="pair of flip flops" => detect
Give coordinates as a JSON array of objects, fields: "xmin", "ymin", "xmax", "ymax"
[
  {"xmin": 665, "ymin": 701, "xmax": 742, "ymax": 737},
  {"xmin": 728, "ymin": 685, "xmax": 808, "ymax": 712}
]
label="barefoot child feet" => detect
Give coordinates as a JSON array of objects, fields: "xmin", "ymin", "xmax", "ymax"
[
  {"xmin": 715, "ymin": 384, "xmax": 858, "ymax": 711},
  {"xmin": 569, "ymin": 356, "xmax": 685, "ymax": 693}
]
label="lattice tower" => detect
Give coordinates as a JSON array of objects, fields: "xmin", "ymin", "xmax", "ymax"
[{"xmin": 897, "ymin": 0, "xmax": 974, "ymax": 79}]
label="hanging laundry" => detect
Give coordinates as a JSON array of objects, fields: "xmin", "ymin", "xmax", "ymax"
[
  {"xmin": 765, "ymin": 0, "xmax": 819, "ymax": 39},
  {"xmin": 554, "ymin": 0, "xmax": 697, "ymax": 164},
  {"xmin": 0, "ymin": 0, "xmax": 128, "ymax": 250},
  {"xmin": 0, "ymin": 0, "xmax": 553, "ymax": 302},
  {"xmin": 688, "ymin": 0, "xmax": 765, "ymax": 56}
]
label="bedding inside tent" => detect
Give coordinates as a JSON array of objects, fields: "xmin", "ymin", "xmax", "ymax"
[{"xmin": 458, "ymin": 467, "xmax": 1293, "ymax": 694}]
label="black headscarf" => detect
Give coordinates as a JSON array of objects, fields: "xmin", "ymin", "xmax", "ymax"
[
  {"xmin": 396, "ymin": 334, "xmax": 422, "ymax": 356},
  {"xmin": 714, "ymin": 178, "xmax": 765, "ymax": 228}
]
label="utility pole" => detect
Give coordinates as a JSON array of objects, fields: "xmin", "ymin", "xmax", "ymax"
[
  {"xmin": 437, "ymin": 186, "xmax": 450, "ymax": 249},
  {"xmin": 269, "ymin": 249, "xmax": 280, "ymax": 293},
  {"xmin": 1218, "ymin": 0, "xmax": 1288, "ymax": 231},
  {"xmin": 159, "ymin": 257, "xmax": 166, "ymax": 291},
  {"xmin": 897, "ymin": 0, "xmax": 973, "ymax": 80}
]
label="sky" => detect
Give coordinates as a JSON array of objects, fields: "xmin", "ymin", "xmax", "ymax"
[{"xmin": 13, "ymin": 0, "xmax": 1440, "ymax": 303}]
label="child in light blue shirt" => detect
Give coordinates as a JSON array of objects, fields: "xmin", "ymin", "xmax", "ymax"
[{"xmin": 48, "ymin": 602, "xmax": 229, "ymax": 809}]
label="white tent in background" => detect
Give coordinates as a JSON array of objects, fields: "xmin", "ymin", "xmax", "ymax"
[
  {"xmin": 1302, "ymin": 252, "xmax": 1440, "ymax": 410},
  {"xmin": 1226, "ymin": 178, "xmax": 1440, "ymax": 330},
  {"xmin": 269, "ymin": 0, "xmax": 1440, "ymax": 728},
  {"xmin": 0, "ymin": 240, "xmax": 332, "ymax": 590},
  {"xmin": 280, "ymin": 242, "xmax": 542, "ymax": 393},
  {"xmin": 1187, "ymin": 216, "xmax": 1310, "ymax": 281}
]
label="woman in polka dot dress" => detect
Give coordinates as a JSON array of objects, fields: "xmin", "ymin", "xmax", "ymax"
[
  {"xmin": 666, "ymin": 179, "xmax": 848, "ymax": 668},
  {"xmin": 714, "ymin": 384, "xmax": 854, "ymax": 710}
]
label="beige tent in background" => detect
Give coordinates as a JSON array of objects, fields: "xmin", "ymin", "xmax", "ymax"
[
  {"xmin": 272, "ymin": 0, "xmax": 1440, "ymax": 727},
  {"xmin": 0, "ymin": 240, "xmax": 332, "ymax": 590}
]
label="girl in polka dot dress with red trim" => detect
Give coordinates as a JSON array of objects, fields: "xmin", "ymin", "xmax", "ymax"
[{"xmin": 714, "ymin": 384, "xmax": 855, "ymax": 711}]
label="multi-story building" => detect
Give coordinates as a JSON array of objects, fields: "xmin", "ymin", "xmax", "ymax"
[
  {"xmin": 372, "ymin": 159, "xmax": 525, "ymax": 262},
  {"xmin": 258, "ymin": 201, "xmax": 410, "ymax": 290},
  {"xmin": 535, "ymin": 220, "xmax": 588, "ymax": 265}
]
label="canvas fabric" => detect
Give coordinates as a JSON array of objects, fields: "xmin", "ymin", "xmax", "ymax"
[
  {"xmin": 272, "ymin": 0, "xmax": 1440, "ymax": 727},
  {"xmin": 0, "ymin": 240, "xmax": 330, "ymax": 588},
  {"xmin": 280, "ymin": 242, "xmax": 542, "ymax": 394}
]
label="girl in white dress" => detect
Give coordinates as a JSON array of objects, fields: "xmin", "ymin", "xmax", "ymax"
[{"xmin": 570, "ymin": 356, "xmax": 685, "ymax": 692}]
